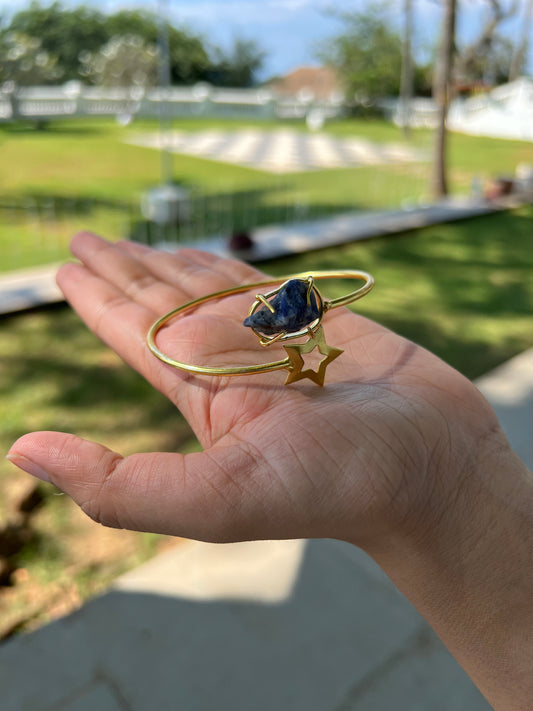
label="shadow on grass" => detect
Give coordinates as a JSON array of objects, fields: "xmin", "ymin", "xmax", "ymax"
[
  {"xmin": 262, "ymin": 207, "xmax": 533, "ymax": 379},
  {"xmin": 2, "ymin": 349, "xmax": 185, "ymax": 437},
  {"xmin": 0, "ymin": 183, "xmax": 361, "ymax": 230},
  {"xmin": 0, "ymin": 192, "xmax": 132, "ymax": 214},
  {"xmin": 0, "ymin": 120, "xmax": 108, "ymax": 137},
  {"xmin": 0, "ymin": 305, "xmax": 194, "ymax": 452},
  {"xmin": 378, "ymin": 313, "xmax": 528, "ymax": 379}
]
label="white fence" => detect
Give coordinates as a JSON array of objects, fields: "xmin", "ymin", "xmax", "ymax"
[
  {"xmin": 386, "ymin": 77, "xmax": 533, "ymax": 142},
  {"xmin": 448, "ymin": 77, "xmax": 533, "ymax": 142},
  {"xmin": 0, "ymin": 82, "xmax": 344, "ymax": 123}
]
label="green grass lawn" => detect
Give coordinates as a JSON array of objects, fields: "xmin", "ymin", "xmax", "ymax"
[
  {"xmin": 0, "ymin": 116, "xmax": 429, "ymax": 270},
  {"xmin": 2, "ymin": 115, "xmax": 532, "ymax": 271}
]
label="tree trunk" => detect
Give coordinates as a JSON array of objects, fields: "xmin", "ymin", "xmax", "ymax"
[
  {"xmin": 432, "ymin": 0, "xmax": 456, "ymax": 199},
  {"xmin": 509, "ymin": 0, "xmax": 533, "ymax": 82},
  {"xmin": 400, "ymin": 0, "xmax": 414, "ymax": 138}
]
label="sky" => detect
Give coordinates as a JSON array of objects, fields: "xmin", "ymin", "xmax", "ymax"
[{"xmin": 1, "ymin": 0, "xmax": 532, "ymax": 79}]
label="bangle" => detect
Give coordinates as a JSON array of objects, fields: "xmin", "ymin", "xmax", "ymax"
[{"xmin": 147, "ymin": 269, "xmax": 374, "ymax": 386}]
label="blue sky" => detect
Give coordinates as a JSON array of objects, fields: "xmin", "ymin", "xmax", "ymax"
[{"xmin": 1, "ymin": 0, "xmax": 532, "ymax": 79}]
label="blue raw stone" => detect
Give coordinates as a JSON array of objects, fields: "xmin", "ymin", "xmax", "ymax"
[{"xmin": 243, "ymin": 279, "xmax": 321, "ymax": 336}]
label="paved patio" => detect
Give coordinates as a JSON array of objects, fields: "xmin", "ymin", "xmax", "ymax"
[
  {"xmin": 124, "ymin": 128, "xmax": 426, "ymax": 174},
  {"xmin": 0, "ymin": 541, "xmax": 492, "ymax": 711}
]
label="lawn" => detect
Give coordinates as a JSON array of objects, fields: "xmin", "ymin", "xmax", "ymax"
[
  {"xmin": 2, "ymin": 115, "xmax": 532, "ymax": 271},
  {"xmin": 1, "ymin": 114, "xmax": 532, "ymax": 637}
]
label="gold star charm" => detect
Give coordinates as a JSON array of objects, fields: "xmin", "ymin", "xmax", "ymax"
[{"xmin": 283, "ymin": 326, "xmax": 343, "ymax": 386}]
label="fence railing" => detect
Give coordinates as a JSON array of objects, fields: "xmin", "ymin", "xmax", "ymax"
[
  {"xmin": 0, "ymin": 83, "xmax": 345, "ymax": 123},
  {"xmin": 0, "ymin": 184, "xmax": 349, "ymax": 272},
  {"xmin": 0, "ymin": 166, "xmax": 432, "ymax": 273}
]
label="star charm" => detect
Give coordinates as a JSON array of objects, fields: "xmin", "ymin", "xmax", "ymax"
[{"xmin": 283, "ymin": 326, "xmax": 343, "ymax": 386}]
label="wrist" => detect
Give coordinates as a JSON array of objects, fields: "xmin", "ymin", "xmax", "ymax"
[{"xmin": 362, "ymin": 426, "xmax": 533, "ymax": 709}]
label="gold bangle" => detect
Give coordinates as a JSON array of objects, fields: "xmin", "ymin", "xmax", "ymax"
[{"xmin": 147, "ymin": 269, "xmax": 374, "ymax": 386}]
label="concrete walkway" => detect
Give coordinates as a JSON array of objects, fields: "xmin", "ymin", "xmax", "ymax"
[
  {"xmin": 1, "ymin": 346, "xmax": 532, "ymax": 710},
  {"xmin": 0, "ymin": 262, "xmax": 63, "ymax": 315},
  {"xmin": 0, "ymin": 196, "xmax": 509, "ymax": 316},
  {"xmin": 0, "ymin": 542, "xmax": 490, "ymax": 711}
]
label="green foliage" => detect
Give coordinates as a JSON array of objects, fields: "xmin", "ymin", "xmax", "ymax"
[
  {"xmin": 5, "ymin": 1, "xmax": 108, "ymax": 82},
  {"xmin": 79, "ymin": 35, "xmax": 159, "ymax": 87},
  {"xmin": 320, "ymin": 4, "xmax": 404, "ymax": 106},
  {"xmin": 0, "ymin": 2, "xmax": 263, "ymax": 87},
  {"xmin": 101, "ymin": 9, "xmax": 210, "ymax": 85},
  {"xmin": 209, "ymin": 38, "xmax": 267, "ymax": 87},
  {"xmin": 0, "ymin": 31, "xmax": 63, "ymax": 84}
]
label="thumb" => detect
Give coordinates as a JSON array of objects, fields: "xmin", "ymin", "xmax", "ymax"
[{"xmin": 7, "ymin": 431, "xmax": 251, "ymax": 542}]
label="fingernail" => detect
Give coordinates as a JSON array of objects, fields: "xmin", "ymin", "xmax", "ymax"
[{"xmin": 5, "ymin": 453, "xmax": 50, "ymax": 483}]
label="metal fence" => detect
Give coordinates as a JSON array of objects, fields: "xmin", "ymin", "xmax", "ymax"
[
  {"xmin": 0, "ymin": 83, "xmax": 345, "ymax": 124},
  {"xmin": 1, "ymin": 183, "xmax": 361, "ymax": 272}
]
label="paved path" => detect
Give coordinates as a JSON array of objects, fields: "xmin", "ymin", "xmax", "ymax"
[
  {"xmin": 0, "ymin": 198, "xmax": 503, "ymax": 316},
  {"xmin": 0, "ymin": 262, "xmax": 63, "ymax": 316},
  {"xmin": 0, "ymin": 538, "xmax": 492, "ymax": 711},
  {"xmin": 125, "ymin": 128, "xmax": 426, "ymax": 174}
]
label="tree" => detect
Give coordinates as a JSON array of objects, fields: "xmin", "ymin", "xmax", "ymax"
[
  {"xmin": 0, "ymin": 31, "xmax": 63, "ymax": 84},
  {"xmin": 0, "ymin": 2, "xmax": 211, "ymax": 85},
  {"xmin": 432, "ymin": 0, "xmax": 456, "ymax": 198},
  {"xmin": 79, "ymin": 35, "xmax": 158, "ymax": 88},
  {"xmin": 509, "ymin": 0, "xmax": 533, "ymax": 81},
  {"xmin": 320, "ymin": 4, "xmax": 403, "ymax": 106},
  {"xmin": 209, "ymin": 37, "xmax": 266, "ymax": 87},
  {"xmin": 454, "ymin": 0, "xmax": 517, "ymax": 88},
  {"xmin": 104, "ymin": 10, "xmax": 210, "ymax": 85},
  {"xmin": 5, "ymin": 1, "xmax": 108, "ymax": 82}
]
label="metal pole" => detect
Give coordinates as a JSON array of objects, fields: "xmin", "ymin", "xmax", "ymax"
[
  {"xmin": 158, "ymin": 0, "xmax": 173, "ymax": 185},
  {"xmin": 400, "ymin": 0, "xmax": 414, "ymax": 137}
]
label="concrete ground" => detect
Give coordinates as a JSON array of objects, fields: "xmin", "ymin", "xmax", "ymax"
[{"xmin": 0, "ymin": 538, "xmax": 493, "ymax": 711}]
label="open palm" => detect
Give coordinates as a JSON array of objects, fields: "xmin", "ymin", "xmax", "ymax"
[{"xmin": 9, "ymin": 232, "xmax": 500, "ymax": 548}]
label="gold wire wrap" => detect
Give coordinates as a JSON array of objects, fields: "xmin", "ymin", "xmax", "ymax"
[{"xmin": 146, "ymin": 270, "xmax": 374, "ymax": 379}]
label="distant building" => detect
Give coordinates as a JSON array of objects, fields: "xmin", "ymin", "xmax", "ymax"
[{"xmin": 268, "ymin": 66, "xmax": 344, "ymax": 104}]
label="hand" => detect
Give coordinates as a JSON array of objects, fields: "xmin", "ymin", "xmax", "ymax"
[
  {"xmin": 7, "ymin": 232, "xmax": 502, "ymax": 548},
  {"xmin": 9, "ymin": 233, "xmax": 533, "ymax": 708}
]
